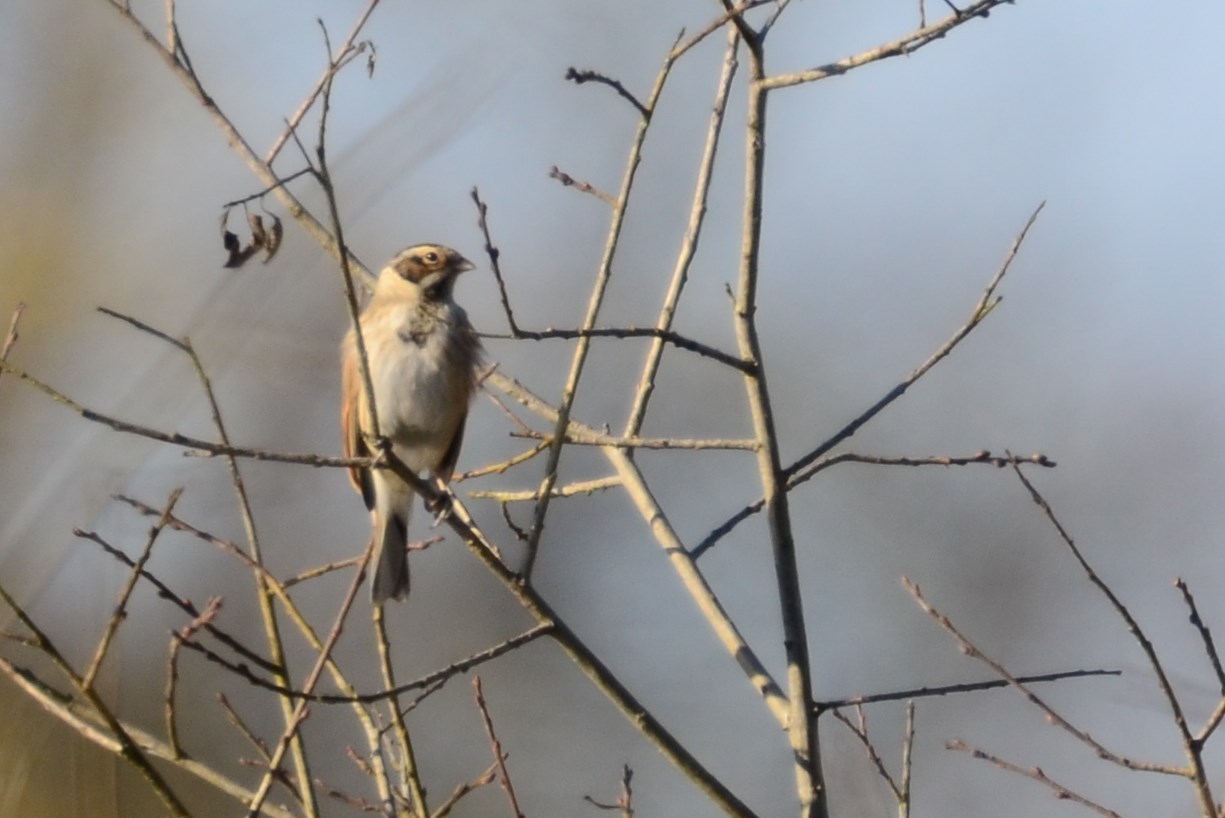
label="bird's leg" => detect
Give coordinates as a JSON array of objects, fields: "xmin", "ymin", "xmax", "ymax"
[{"xmin": 426, "ymin": 477, "xmax": 455, "ymax": 527}]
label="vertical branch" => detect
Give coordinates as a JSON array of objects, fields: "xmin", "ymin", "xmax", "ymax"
[
  {"xmin": 190, "ymin": 335, "xmax": 321, "ymax": 817},
  {"xmin": 623, "ymin": 29, "xmax": 740, "ymax": 437},
  {"xmin": 244, "ymin": 552, "xmax": 372, "ymax": 818},
  {"xmin": 733, "ymin": 35, "xmax": 826, "ymax": 818},
  {"xmin": 314, "ymin": 30, "xmax": 383, "ymax": 445},
  {"xmin": 373, "ymin": 605, "xmax": 429, "ymax": 817},
  {"xmin": 899, "ymin": 702, "xmax": 915, "ymax": 818},
  {"xmin": 522, "ymin": 45, "xmax": 683, "ymax": 581}
]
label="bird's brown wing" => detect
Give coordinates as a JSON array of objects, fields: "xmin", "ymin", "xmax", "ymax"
[
  {"xmin": 341, "ymin": 340, "xmax": 375, "ymax": 510},
  {"xmin": 433, "ymin": 409, "xmax": 467, "ymax": 485}
]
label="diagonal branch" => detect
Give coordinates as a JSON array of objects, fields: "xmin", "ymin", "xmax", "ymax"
[
  {"xmin": 692, "ymin": 204, "xmax": 1045, "ymax": 557},
  {"xmin": 762, "ymin": 0, "xmax": 1019, "ymax": 90},
  {"xmin": 522, "ymin": 42, "xmax": 686, "ymax": 581}
]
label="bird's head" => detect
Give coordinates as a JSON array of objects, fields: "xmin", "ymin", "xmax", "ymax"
[{"xmin": 379, "ymin": 244, "xmax": 475, "ymax": 301}]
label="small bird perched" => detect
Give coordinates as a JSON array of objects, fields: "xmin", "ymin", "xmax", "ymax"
[{"xmin": 340, "ymin": 244, "xmax": 483, "ymax": 603}]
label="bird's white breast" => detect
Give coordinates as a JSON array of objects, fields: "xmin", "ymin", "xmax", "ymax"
[{"xmin": 365, "ymin": 300, "xmax": 470, "ymax": 473}]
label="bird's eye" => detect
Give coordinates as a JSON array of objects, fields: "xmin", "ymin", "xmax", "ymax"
[{"xmin": 424, "ymin": 251, "xmax": 439, "ymax": 263}]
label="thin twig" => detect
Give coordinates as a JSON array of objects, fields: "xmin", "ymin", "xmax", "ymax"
[
  {"xmin": 489, "ymin": 370, "xmax": 790, "ymax": 730},
  {"xmin": 1178, "ymin": 575, "xmax": 1225, "ymax": 754},
  {"xmin": 164, "ymin": 595, "xmax": 221, "ymax": 761},
  {"xmin": 372, "ymin": 604, "xmax": 429, "ymax": 816},
  {"xmin": 786, "ymin": 204, "xmax": 1044, "ymax": 482},
  {"xmin": 522, "ymin": 45, "xmax": 685, "ymax": 582},
  {"xmin": 430, "ymin": 762, "xmax": 498, "ymax": 818},
  {"xmin": 469, "ymin": 476, "xmax": 621, "ymax": 503},
  {"xmin": 174, "ymin": 622, "xmax": 553, "ymax": 704},
  {"xmin": 583, "ymin": 764, "xmax": 635, "ymax": 816},
  {"xmin": 670, "ymin": 1, "xmax": 773, "ymax": 61},
  {"xmin": 565, "ymin": 67, "xmax": 648, "ymax": 117},
  {"xmin": 0, "ymin": 583, "xmax": 194, "ymax": 817},
  {"xmin": 482, "ymin": 326, "xmax": 752, "ymax": 374},
  {"xmin": 473, "ymin": 677, "xmax": 525, "ymax": 818},
  {"xmin": 99, "ymin": 304, "xmax": 321, "ymax": 816},
  {"xmin": 265, "ymin": 0, "xmax": 381, "ymax": 164},
  {"xmin": 0, "ymin": 652, "xmax": 299, "ymax": 818},
  {"xmin": 243, "ymin": 542, "xmax": 370, "ymax": 817},
  {"xmin": 904, "ymin": 576, "xmax": 1189, "ymax": 777},
  {"xmin": 471, "ymin": 187, "xmax": 521, "ymax": 335},
  {"xmin": 457, "ymin": 440, "xmax": 549, "ymax": 480},
  {"xmin": 315, "ymin": 26, "xmax": 383, "ymax": 448},
  {"xmin": 947, "ymin": 740, "xmax": 1127, "ymax": 818},
  {"xmin": 548, "ymin": 166, "xmax": 615, "ymax": 205},
  {"xmin": 219, "ymin": 168, "xmax": 314, "ymax": 209},
  {"xmin": 624, "ymin": 28, "xmax": 739, "ymax": 436},
  {"xmin": 0, "ymin": 302, "xmax": 24, "ymax": 360},
  {"xmin": 0, "ymin": 358, "xmax": 383, "ymax": 469},
  {"xmin": 83, "ymin": 487, "xmax": 182, "ymax": 690},
  {"xmin": 105, "ymin": 0, "xmax": 367, "ymax": 275},
  {"xmin": 692, "ymin": 204, "xmax": 1046, "ymax": 557},
  {"xmin": 511, "ymin": 428, "xmax": 758, "ymax": 451},
  {"xmin": 74, "ymin": 527, "xmax": 278, "ymax": 673},
  {"xmin": 762, "ymin": 0, "xmax": 1018, "ymax": 90},
  {"xmin": 814, "ymin": 667, "xmax": 1119, "ymax": 711},
  {"xmin": 219, "ymin": 694, "xmax": 273, "ymax": 762},
  {"xmin": 1010, "ymin": 464, "xmax": 1216, "ymax": 810},
  {"xmin": 0, "ymin": 300, "xmax": 26, "ymax": 394},
  {"xmin": 831, "ymin": 706, "xmax": 900, "ymax": 800}
]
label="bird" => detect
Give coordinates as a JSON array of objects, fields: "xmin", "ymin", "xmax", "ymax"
[{"xmin": 340, "ymin": 244, "xmax": 483, "ymax": 603}]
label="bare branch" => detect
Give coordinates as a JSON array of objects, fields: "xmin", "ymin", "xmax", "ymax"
[
  {"xmin": 1175, "ymin": 578, "xmax": 1225, "ymax": 745},
  {"xmin": 470, "ymin": 476, "xmax": 621, "ymax": 503},
  {"xmin": 471, "ymin": 187, "xmax": 522, "ymax": 335},
  {"xmin": 899, "ymin": 702, "xmax": 915, "ymax": 818},
  {"xmin": 583, "ymin": 764, "xmax": 635, "ymax": 816},
  {"xmin": 265, "ymin": 0, "xmax": 381, "ymax": 164},
  {"xmin": 83, "ymin": 487, "xmax": 182, "ymax": 690},
  {"xmin": 692, "ymin": 205, "xmax": 1046, "ymax": 557},
  {"xmin": 430, "ymin": 762, "xmax": 498, "ymax": 818},
  {"xmin": 511, "ymin": 428, "xmax": 758, "ymax": 451},
  {"xmin": 905, "ymin": 577, "xmax": 1189, "ymax": 777},
  {"xmin": 731, "ymin": 36, "xmax": 821, "ymax": 814},
  {"xmin": 831, "ymin": 706, "xmax": 900, "ymax": 800},
  {"xmin": 523, "ymin": 45, "xmax": 687, "ymax": 581},
  {"xmin": 948, "ymin": 740, "xmax": 1127, "ymax": 818},
  {"xmin": 0, "ymin": 582, "xmax": 194, "ymax": 817},
  {"xmin": 814, "ymin": 667, "xmax": 1119, "ymax": 711},
  {"xmin": 1010, "ymin": 465, "xmax": 1216, "ymax": 809},
  {"xmin": 371, "ymin": 605, "xmax": 429, "ymax": 816},
  {"xmin": 763, "ymin": 0, "xmax": 1018, "ymax": 90},
  {"xmin": 625, "ymin": 28, "xmax": 740, "ymax": 435},
  {"xmin": 549, "ymin": 165, "xmax": 615, "ymax": 205},
  {"xmin": 482, "ymin": 326, "xmax": 752, "ymax": 373},
  {"xmin": 565, "ymin": 67, "xmax": 648, "ymax": 117},
  {"xmin": 473, "ymin": 677, "xmax": 525, "ymax": 818}
]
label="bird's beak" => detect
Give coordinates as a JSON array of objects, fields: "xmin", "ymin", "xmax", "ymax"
[{"xmin": 454, "ymin": 257, "xmax": 475, "ymax": 274}]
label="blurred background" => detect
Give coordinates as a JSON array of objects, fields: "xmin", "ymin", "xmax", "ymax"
[{"xmin": 2, "ymin": 1, "xmax": 1224, "ymax": 816}]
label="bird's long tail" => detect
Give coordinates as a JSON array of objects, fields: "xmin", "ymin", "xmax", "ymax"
[{"xmin": 370, "ymin": 505, "xmax": 411, "ymax": 603}]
